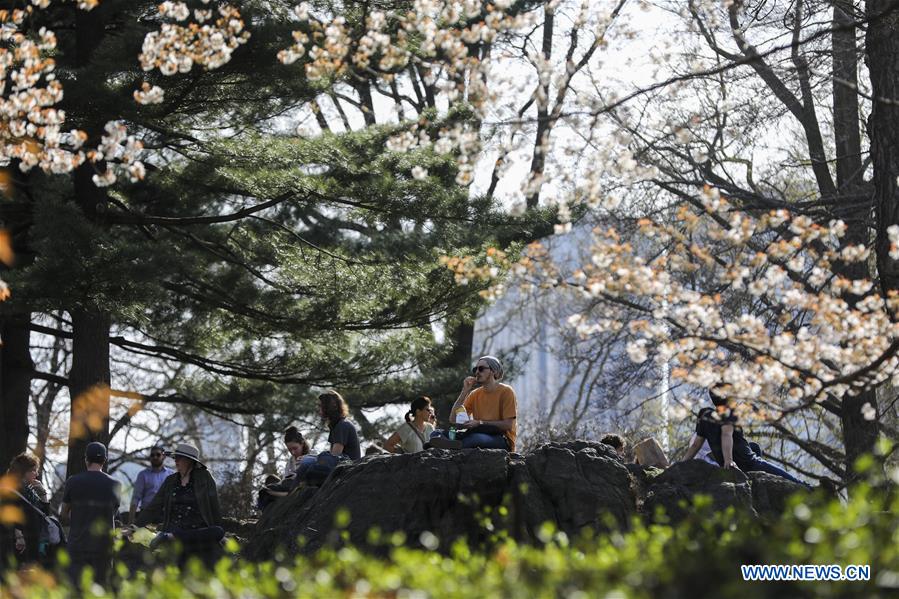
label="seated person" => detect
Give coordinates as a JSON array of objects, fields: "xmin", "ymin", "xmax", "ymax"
[
  {"xmin": 682, "ymin": 386, "xmax": 807, "ymax": 485},
  {"xmin": 430, "ymin": 356, "xmax": 517, "ymax": 452},
  {"xmin": 258, "ymin": 426, "xmax": 316, "ymax": 510},
  {"xmin": 384, "ymin": 396, "xmax": 436, "ymax": 454},
  {"xmin": 135, "ymin": 444, "xmax": 224, "ymax": 567},
  {"xmin": 294, "ymin": 391, "xmax": 361, "ymax": 484}
]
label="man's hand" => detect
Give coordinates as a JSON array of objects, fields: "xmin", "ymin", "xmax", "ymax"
[
  {"xmin": 457, "ymin": 419, "xmax": 480, "ymax": 430},
  {"xmin": 462, "ymin": 376, "xmax": 476, "ymax": 392}
]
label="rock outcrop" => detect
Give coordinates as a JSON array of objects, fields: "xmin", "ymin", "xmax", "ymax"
[{"xmin": 245, "ymin": 442, "xmax": 808, "ymax": 559}]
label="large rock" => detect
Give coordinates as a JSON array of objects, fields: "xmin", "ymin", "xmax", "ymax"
[
  {"xmin": 245, "ymin": 442, "xmax": 635, "ymax": 559},
  {"xmin": 747, "ymin": 471, "xmax": 807, "ymax": 520},
  {"xmin": 642, "ymin": 460, "xmax": 755, "ymax": 520},
  {"xmin": 244, "ymin": 445, "xmax": 811, "ymax": 559}
]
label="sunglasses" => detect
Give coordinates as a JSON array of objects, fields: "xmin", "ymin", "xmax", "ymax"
[
  {"xmin": 472, "ymin": 365, "xmax": 491, "ymax": 373},
  {"xmin": 150, "ymin": 453, "xmax": 163, "ymax": 457}
]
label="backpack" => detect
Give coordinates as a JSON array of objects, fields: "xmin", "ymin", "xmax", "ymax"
[
  {"xmin": 41, "ymin": 515, "xmax": 66, "ymax": 546},
  {"xmin": 14, "ymin": 490, "xmax": 66, "ymax": 546}
]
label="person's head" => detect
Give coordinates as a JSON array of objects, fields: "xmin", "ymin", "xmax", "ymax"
[
  {"xmin": 708, "ymin": 385, "xmax": 730, "ymax": 408},
  {"xmin": 472, "ymin": 356, "xmax": 503, "ymax": 385},
  {"xmin": 600, "ymin": 434, "xmax": 626, "ymax": 458},
  {"xmin": 85, "ymin": 442, "xmax": 108, "ymax": 468},
  {"xmin": 170, "ymin": 443, "xmax": 202, "ymax": 476},
  {"xmin": 7, "ymin": 453, "xmax": 39, "ymax": 483},
  {"xmin": 149, "ymin": 445, "xmax": 166, "ymax": 468},
  {"xmin": 405, "ymin": 396, "xmax": 432, "ymax": 423},
  {"xmin": 284, "ymin": 426, "xmax": 310, "ymax": 458},
  {"xmin": 319, "ymin": 390, "xmax": 349, "ymax": 426}
]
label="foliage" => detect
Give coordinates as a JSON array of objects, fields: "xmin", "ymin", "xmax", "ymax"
[{"xmin": 4, "ymin": 460, "xmax": 899, "ymax": 598}]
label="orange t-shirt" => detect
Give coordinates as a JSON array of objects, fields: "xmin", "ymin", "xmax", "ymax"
[{"xmin": 463, "ymin": 384, "xmax": 518, "ymax": 451}]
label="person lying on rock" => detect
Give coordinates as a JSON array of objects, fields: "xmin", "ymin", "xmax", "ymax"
[
  {"xmin": 429, "ymin": 356, "xmax": 518, "ymax": 452},
  {"xmin": 384, "ymin": 396, "xmax": 436, "ymax": 454},
  {"xmin": 257, "ymin": 426, "xmax": 317, "ymax": 510},
  {"xmin": 682, "ymin": 386, "xmax": 808, "ymax": 486}
]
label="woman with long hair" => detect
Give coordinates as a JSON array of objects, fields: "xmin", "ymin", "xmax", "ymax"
[
  {"xmin": 384, "ymin": 397, "xmax": 435, "ymax": 454},
  {"xmin": 3, "ymin": 453, "xmax": 49, "ymax": 565},
  {"xmin": 318, "ymin": 390, "xmax": 360, "ymax": 460}
]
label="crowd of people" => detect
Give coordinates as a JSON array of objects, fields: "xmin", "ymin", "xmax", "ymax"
[{"xmin": 1, "ymin": 354, "xmax": 810, "ymax": 586}]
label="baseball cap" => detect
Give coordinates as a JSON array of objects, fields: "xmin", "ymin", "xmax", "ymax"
[{"xmin": 85, "ymin": 441, "xmax": 108, "ymax": 462}]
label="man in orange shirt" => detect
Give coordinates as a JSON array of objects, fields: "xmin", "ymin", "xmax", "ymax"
[{"xmin": 431, "ymin": 356, "xmax": 518, "ymax": 451}]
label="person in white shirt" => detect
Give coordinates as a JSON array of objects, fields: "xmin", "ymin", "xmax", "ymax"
[{"xmin": 384, "ymin": 396, "xmax": 436, "ymax": 454}]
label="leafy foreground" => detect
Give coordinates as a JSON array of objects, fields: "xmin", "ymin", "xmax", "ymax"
[{"xmin": 3, "ymin": 476, "xmax": 898, "ymax": 599}]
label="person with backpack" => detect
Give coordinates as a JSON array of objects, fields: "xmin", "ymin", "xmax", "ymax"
[
  {"xmin": 5, "ymin": 453, "xmax": 50, "ymax": 566},
  {"xmin": 384, "ymin": 397, "xmax": 436, "ymax": 454},
  {"xmin": 61, "ymin": 442, "xmax": 121, "ymax": 587}
]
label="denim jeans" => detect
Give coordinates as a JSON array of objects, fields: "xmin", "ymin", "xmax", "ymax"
[
  {"xmin": 740, "ymin": 457, "xmax": 807, "ymax": 486},
  {"xmin": 461, "ymin": 432, "xmax": 509, "ymax": 449}
]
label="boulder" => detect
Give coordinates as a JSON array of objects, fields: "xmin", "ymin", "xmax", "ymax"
[
  {"xmin": 246, "ymin": 442, "xmax": 635, "ymax": 559},
  {"xmin": 747, "ymin": 471, "xmax": 807, "ymax": 520},
  {"xmin": 244, "ymin": 445, "xmax": 811, "ymax": 560},
  {"xmin": 642, "ymin": 460, "xmax": 755, "ymax": 520}
]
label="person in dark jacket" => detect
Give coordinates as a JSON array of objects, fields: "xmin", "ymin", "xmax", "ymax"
[
  {"xmin": 5, "ymin": 453, "xmax": 49, "ymax": 566},
  {"xmin": 135, "ymin": 443, "xmax": 223, "ymax": 567}
]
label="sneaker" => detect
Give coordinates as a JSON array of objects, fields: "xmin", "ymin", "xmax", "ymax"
[{"xmin": 428, "ymin": 436, "xmax": 463, "ymax": 450}]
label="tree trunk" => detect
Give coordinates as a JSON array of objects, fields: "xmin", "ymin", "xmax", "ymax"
[
  {"xmin": 830, "ymin": 0, "xmax": 878, "ymax": 478},
  {"xmin": 866, "ymin": 1, "xmax": 899, "ymax": 474},
  {"xmin": 65, "ymin": 309, "xmax": 111, "ymax": 477},
  {"xmin": 833, "ymin": 1, "xmax": 864, "ymax": 192},
  {"xmin": 869, "ymin": 2, "xmax": 899, "ymax": 294},
  {"xmin": 0, "ymin": 313, "xmax": 33, "ymax": 469},
  {"xmin": 525, "ymin": 4, "xmax": 555, "ymax": 209}
]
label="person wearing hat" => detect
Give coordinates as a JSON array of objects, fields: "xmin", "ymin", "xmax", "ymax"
[
  {"xmin": 60, "ymin": 441, "xmax": 121, "ymax": 587},
  {"xmin": 430, "ymin": 355, "xmax": 518, "ymax": 451},
  {"xmin": 128, "ymin": 444, "xmax": 174, "ymax": 525},
  {"xmin": 135, "ymin": 443, "xmax": 223, "ymax": 567}
]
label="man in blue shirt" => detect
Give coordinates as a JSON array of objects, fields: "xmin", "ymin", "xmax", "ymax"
[{"xmin": 128, "ymin": 445, "xmax": 173, "ymax": 524}]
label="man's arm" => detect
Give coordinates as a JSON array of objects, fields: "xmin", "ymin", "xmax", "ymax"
[
  {"xmin": 682, "ymin": 435, "xmax": 705, "ymax": 461},
  {"xmin": 60, "ymin": 502, "xmax": 71, "ymax": 525},
  {"xmin": 329, "ymin": 442, "xmax": 345, "ymax": 456},
  {"xmin": 721, "ymin": 425, "xmax": 736, "ymax": 468},
  {"xmin": 450, "ymin": 377, "xmax": 476, "ymax": 417}
]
